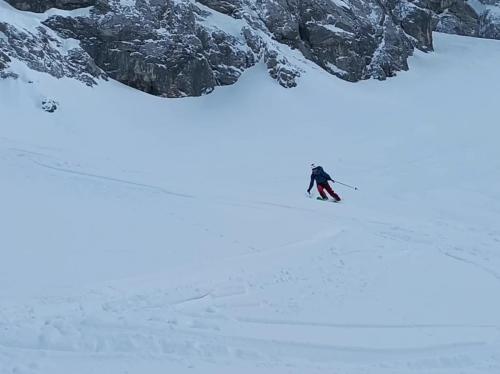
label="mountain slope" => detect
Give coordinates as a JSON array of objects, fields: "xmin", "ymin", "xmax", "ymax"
[{"xmin": 1, "ymin": 33, "xmax": 500, "ymax": 373}]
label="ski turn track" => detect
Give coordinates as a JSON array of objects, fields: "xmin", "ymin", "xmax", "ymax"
[{"xmin": 1, "ymin": 286, "xmax": 499, "ymax": 374}]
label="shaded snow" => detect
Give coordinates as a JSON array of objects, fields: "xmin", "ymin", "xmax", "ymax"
[
  {"xmin": 319, "ymin": 23, "xmax": 354, "ymax": 35},
  {"xmin": 0, "ymin": 0, "xmax": 92, "ymax": 23},
  {"xmin": 467, "ymin": 0, "xmax": 500, "ymax": 19},
  {"xmin": 40, "ymin": 6, "xmax": 93, "ymax": 20},
  {"xmin": 330, "ymin": 0, "xmax": 351, "ymax": 9},
  {"xmin": 194, "ymin": 1, "xmax": 247, "ymax": 39},
  {"xmin": 467, "ymin": 0, "xmax": 486, "ymax": 14}
]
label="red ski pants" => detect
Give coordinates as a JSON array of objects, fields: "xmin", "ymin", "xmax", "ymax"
[{"xmin": 317, "ymin": 183, "xmax": 341, "ymax": 200}]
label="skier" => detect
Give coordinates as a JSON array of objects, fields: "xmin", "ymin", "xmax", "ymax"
[{"xmin": 307, "ymin": 163, "xmax": 341, "ymax": 202}]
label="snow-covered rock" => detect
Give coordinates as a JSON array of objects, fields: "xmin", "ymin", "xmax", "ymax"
[
  {"xmin": 0, "ymin": 0, "xmax": 435, "ymax": 97},
  {"xmin": 0, "ymin": 2, "xmax": 105, "ymax": 85},
  {"xmin": 41, "ymin": 98, "xmax": 59, "ymax": 112},
  {"xmin": 429, "ymin": 0, "xmax": 479, "ymax": 36},
  {"xmin": 427, "ymin": 0, "xmax": 500, "ymax": 39},
  {"xmin": 2, "ymin": 0, "xmax": 500, "ymax": 97},
  {"xmin": 474, "ymin": 0, "xmax": 500, "ymax": 38}
]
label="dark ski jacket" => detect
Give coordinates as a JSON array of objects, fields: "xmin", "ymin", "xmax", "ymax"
[{"xmin": 308, "ymin": 166, "xmax": 333, "ymax": 191}]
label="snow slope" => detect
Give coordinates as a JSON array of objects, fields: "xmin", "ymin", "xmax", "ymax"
[{"xmin": 1, "ymin": 33, "xmax": 500, "ymax": 374}]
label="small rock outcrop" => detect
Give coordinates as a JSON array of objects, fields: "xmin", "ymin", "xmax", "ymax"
[{"xmin": 41, "ymin": 98, "xmax": 59, "ymax": 112}]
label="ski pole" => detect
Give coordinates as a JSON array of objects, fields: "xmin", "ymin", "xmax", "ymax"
[{"xmin": 334, "ymin": 180, "xmax": 358, "ymax": 190}]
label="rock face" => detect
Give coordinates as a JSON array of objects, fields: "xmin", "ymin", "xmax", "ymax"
[
  {"xmin": 428, "ymin": 0, "xmax": 500, "ymax": 39},
  {"xmin": 0, "ymin": 0, "xmax": 499, "ymax": 97},
  {"xmin": 0, "ymin": 50, "xmax": 9, "ymax": 71},
  {"xmin": 43, "ymin": 0, "xmax": 258, "ymax": 97},
  {"xmin": 480, "ymin": 11, "xmax": 500, "ymax": 38},
  {"xmin": 0, "ymin": 18, "xmax": 104, "ymax": 85},
  {"xmin": 476, "ymin": 0, "xmax": 500, "ymax": 38},
  {"xmin": 37, "ymin": 0, "xmax": 433, "ymax": 95},
  {"xmin": 429, "ymin": 0, "xmax": 479, "ymax": 35}
]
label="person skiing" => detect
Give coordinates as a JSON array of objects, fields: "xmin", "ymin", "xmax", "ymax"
[{"xmin": 307, "ymin": 163, "xmax": 341, "ymax": 202}]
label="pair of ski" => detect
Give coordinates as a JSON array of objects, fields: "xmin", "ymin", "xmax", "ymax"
[
  {"xmin": 307, "ymin": 192, "xmax": 341, "ymax": 203},
  {"xmin": 316, "ymin": 197, "xmax": 340, "ymax": 203},
  {"xmin": 307, "ymin": 194, "xmax": 340, "ymax": 203}
]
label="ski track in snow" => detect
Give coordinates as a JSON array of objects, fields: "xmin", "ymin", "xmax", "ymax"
[
  {"xmin": 441, "ymin": 251, "xmax": 500, "ymax": 282},
  {"xmin": 2, "ymin": 143, "xmax": 499, "ymax": 373},
  {"xmin": 235, "ymin": 317, "xmax": 500, "ymax": 329},
  {"xmin": 1, "ymin": 280, "xmax": 498, "ymax": 372},
  {"xmin": 11, "ymin": 146, "xmax": 317, "ymax": 214},
  {"xmin": 2, "ymin": 142, "xmax": 500, "ymax": 373},
  {"xmin": 25, "ymin": 153, "xmax": 195, "ymax": 199}
]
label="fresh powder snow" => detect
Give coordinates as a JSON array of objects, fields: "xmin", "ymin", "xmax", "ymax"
[{"xmin": 1, "ymin": 32, "xmax": 500, "ymax": 374}]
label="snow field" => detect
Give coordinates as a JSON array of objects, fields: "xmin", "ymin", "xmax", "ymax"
[{"xmin": 1, "ymin": 32, "xmax": 500, "ymax": 373}]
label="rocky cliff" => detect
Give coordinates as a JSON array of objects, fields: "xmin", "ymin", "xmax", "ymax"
[{"xmin": 0, "ymin": 0, "xmax": 499, "ymax": 97}]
